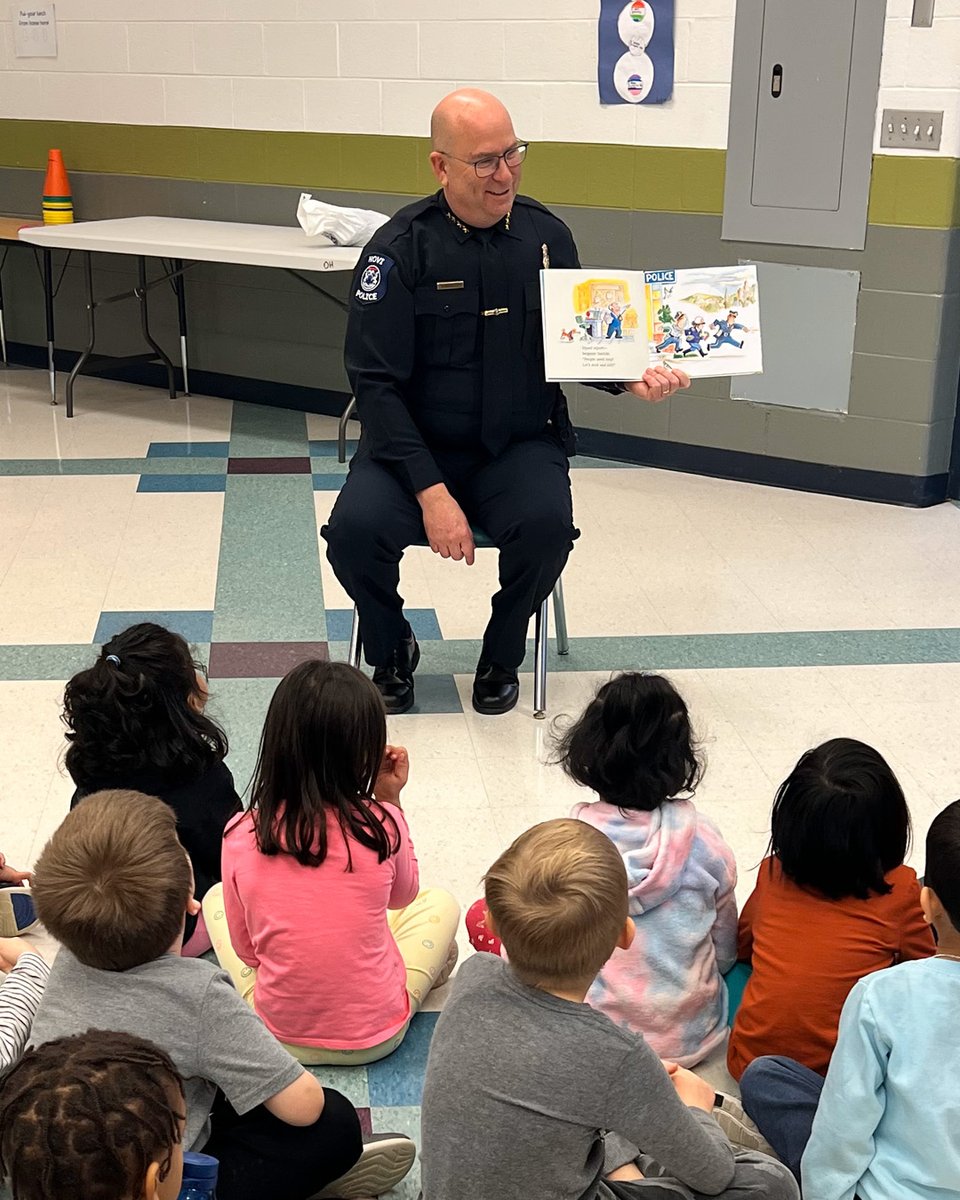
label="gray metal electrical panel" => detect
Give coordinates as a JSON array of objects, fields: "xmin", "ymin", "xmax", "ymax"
[{"xmin": 721, "ymin": 0, "xmax": 886, "ymax": 250}]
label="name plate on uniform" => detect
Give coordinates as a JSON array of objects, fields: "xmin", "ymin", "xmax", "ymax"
[{"xmin": 540, "ymin": 265, "xmax": 762, "ymax": 383}]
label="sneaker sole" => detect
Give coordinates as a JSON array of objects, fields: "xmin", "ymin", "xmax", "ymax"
[
  {"xmin": 313, "ymin": 1135, "xmax": 416, "ymax": 1199},
  {"xmin": 0, "ymin": 889, "xmax": 39, "ymax": 938},
  {"xmin": 713, "ymin": 1097, "xmax": 778, "ymax": 1158}
]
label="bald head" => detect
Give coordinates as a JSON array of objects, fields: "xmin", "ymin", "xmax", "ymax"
[
  {"xmin": 430, "ymin": 89, "xmax": 515, "ymax": 156},
  {"xmin": 428, "ymin": 89, "xmax": 522, "ymax": 229}
]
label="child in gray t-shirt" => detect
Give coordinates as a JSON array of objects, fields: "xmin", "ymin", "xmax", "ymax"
[
  {"xmin": 27, "ymin": 789, "xmax": 413, "ymax": 1200},
  {"xmin": 421, "ymin": 820, "xmax": 798, "ymax": 1200}
]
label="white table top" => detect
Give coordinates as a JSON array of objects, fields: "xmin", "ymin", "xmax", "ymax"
[{"xmin": 19, "ymin": 216, "xmax": 362, "ymax": 273}]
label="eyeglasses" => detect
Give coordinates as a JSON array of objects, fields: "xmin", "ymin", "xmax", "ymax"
[{"xmin": 438, "ymin": 143, "xmax": 529, "ymax": 178}]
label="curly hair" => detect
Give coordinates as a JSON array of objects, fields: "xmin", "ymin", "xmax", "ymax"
[
  {"xmin": 0, "ymin": 1030, "xmax": 185, "ymax": 1200},
  {"xmin": 62, "ymin": 623, "xmax": 228, "ymax": 787},
  {"xmin": 553, "ymin": 672, "xmax": 703, "ymax": 812}
]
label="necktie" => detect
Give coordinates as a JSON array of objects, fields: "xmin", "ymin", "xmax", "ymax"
[{"xmin": 478, "ymin": 229, "xmax": 513, "ymax": 457}]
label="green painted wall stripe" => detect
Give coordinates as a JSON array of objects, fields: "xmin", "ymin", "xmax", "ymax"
[{"xmin": 1, "ymin": 119, "xmax": 957, "ymax": 229}]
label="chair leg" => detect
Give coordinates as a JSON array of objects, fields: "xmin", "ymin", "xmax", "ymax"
[
  {"xmin": 552, "ymin": 576, "xmax": 569, "ymax": 656},
  {"xmin": 348, "ymin": 605, "xmax": 362, "ymax": 669},
  {"xmin": 338, "ymin": 396, "xmax": 357, "ymax": 464},
  {"xmin": 533, "ymin": 595, "xmax": 549, "ymax": 720}
]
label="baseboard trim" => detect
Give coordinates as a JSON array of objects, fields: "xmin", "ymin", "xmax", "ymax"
[
  {"xmin": 6, "ymin": 343, "xmax": 946, "ymax": 506},
  {"xmin": 577, "ymin": 428, "xmax": 947, "ymax": 508}
]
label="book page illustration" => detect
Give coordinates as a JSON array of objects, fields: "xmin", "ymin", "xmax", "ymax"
[
  {"xmin": 644, "ymin": 265, "xmax": 762, "ymax": 378},
  {"xmin": 540, "ymin": 269, "xmax": 650, "ymax": 381}
]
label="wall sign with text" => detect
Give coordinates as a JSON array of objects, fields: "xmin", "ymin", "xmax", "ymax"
[{"xmin": 597, "ymin": 0, "xmax": 674, "ymax": 106}]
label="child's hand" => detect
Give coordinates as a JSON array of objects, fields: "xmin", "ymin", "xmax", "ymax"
[
  {"xmin": 0, "ymin": 937, "xmax": 38, "ymax": 972},
  {"xmin": 668, "ymin": 1065, "xmax": 716, "ymax": 1113},
  {"xmin": 375, "ymin": 745, "xmax": 409, "ymax": 806},
  {"xmin": 0, "ymin": 860, "xmax": 32, "ymax": 886}
]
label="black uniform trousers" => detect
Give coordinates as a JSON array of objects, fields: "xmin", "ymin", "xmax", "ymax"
[{"xmin": 322, "ymin": 432, "xmax": 578, "ymax": 670}]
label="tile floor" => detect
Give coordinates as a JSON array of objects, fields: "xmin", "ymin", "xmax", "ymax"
[{"xmin": 3, "ymin": 365, "xmax": 960, "ymax": 1196}]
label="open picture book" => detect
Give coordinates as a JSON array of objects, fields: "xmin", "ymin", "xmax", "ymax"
[{"xmin": 540, "ymin": 265, "xmax": 762, "ymax": 383}]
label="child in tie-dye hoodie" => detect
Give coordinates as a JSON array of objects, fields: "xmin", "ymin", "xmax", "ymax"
[{"xmin": 557, "ymin": 673, "xmax": 737, "ymax": 1067}]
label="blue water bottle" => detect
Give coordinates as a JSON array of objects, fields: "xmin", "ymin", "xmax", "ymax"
[{"xmin": 177, "ymin": 1151, "xmax": 218, "ymax": 1200}]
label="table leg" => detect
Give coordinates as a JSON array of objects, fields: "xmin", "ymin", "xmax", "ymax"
[
  {"xmin": 173, "ymin": 257, "xmax": 190, "ymax": 395},
  {"xmin": 137, "ymin": 256, "xmax": 177, "ymax": 399},
  {"xmin": 66, "ymin": 251, "xmax": 96, "ymax": 419},
  {"xmin": 43, "ymin": 248, "xmax": 56, "ymax": 404},
  {"xmin": 0, "ymin": 261, "xmax": 7, "ymax": 365}
]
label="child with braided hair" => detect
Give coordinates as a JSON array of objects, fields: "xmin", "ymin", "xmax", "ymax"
[{"xmin": 0, "ymin": 1030, "xmax": 186, "ymax": 1200}]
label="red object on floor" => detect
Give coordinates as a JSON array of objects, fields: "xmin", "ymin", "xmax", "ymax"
[{"xmin": 466, "ymin": 897, "xmax": 502, "ymax": 956}]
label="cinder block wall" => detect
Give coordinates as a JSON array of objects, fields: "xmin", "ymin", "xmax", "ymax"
[{"xmin": 1, "ymin": 1, "xmax": 958, "ymax": 499}]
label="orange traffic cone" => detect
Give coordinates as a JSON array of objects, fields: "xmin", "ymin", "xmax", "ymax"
[{"xmin": 42, "ymin": 149, "xmax": 73, "ymax": 224}]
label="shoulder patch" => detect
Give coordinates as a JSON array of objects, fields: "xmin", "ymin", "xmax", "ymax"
[{"xmin": 354, "ymin": 253, "xmax": 396, "ymax": 306}]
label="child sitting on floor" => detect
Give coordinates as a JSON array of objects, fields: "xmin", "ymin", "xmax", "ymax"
[
  {"xmin": 0, "ymin": 1030, "xmax": 187, "ymax": 1200},
  {"xmin": 558, "ymin": 672, "xmax": 738, "ymax": 1066},
  {"xmin": 27, "ymin": 788, "xmax": 414, "ymax": 1200},
  {"xmin": 208, "ymin": 660, "xmax": 459, "ymax": 1064},
  {"xmin": 740, "ymin": 798, "xmax": 960, "ymax": 1198},
  {"xmin": 0, "ymin": 937, "xmax": 49, "ymax": 1078},
  {"xmin": 728, "ymin": 738, "xmax": 933, "ymax": 1081},
  {"xmin": 421, "ymin": 818, "xmax": 798, "ymax": 1200},
  {"xmin": 63, "ymin": 623, "xmax": 241, "ymax": 955}
]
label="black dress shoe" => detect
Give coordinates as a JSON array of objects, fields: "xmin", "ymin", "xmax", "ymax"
[
  {"xmin": 372, "ymin": 629, "xmax": 420, "ymax": 715},
  {"xmin": 472, "ymin": 660, "xmax": 520, "ymax": 715}
]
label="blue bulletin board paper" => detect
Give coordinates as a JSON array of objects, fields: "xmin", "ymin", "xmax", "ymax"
[{"xmin": 598, "ymin": 0, "xmax": 675, "ymax": 106}]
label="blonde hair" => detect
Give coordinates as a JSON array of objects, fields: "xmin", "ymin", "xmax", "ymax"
[
  {"xmin": 484, "ymin": 818, "xmax": 628, "ymax": 988},
  {"xmin": 33, "ymin": 790, "xmax": 191, "ymax": 971}
]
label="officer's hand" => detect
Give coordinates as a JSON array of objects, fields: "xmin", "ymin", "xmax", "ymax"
[
  {"xmin": 417, "ymin": 485, "xmax": 476, "ymax": 565},
  {"xmin": 624, "ymin": 366, "xmax": 690, "ymax": 403}
]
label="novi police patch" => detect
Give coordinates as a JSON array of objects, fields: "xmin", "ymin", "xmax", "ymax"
[{"xmin": 354, "ymin": 253, "xmax": 395, "ymax": 305}]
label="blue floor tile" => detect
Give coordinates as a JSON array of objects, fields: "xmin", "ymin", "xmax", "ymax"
[
  {"xmin": 313, "ymin": 473, "xmax": 346, "ymax": 491},
  {"xmin": 366, "ymin": 1011, "xmax": 439, "ymax": 1107},
  {"xmin": 94, "ymin": 611, "xmax": 214, "ymax": 645},
  {"xmin": 147, "ymin": 441, "xmax": 230, "ymax": 457},
  {"xmin": 325, "ymin": 608, "xmax": 443, "ymax": 642},
  {"xmin": 137, "ymin": 474, "xmax": 226, "ymax": 492},
  {"xmin": 309, "ymin": 439, "xmax": 358, "ymax": 457}
]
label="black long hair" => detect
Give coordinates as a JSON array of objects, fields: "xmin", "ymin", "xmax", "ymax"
[
  {"xmin": 554, "ymin": 672, "xmax": 702, "ymax": 811},
  {"xmin": 62, "ymin": 623, "xmax": 227, "ymax": 787},
  {"xmin": 770, "ymin": 738, "xmax": 912, "ymax": 900},
  {"xmin": 248, "ymin": 660, "xmax": 400, "ymax": 869}
]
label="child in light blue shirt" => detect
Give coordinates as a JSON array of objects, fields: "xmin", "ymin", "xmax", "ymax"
[{"xmin": 740, "ymin": 798, "xmax": 960, "ymax": 1199}]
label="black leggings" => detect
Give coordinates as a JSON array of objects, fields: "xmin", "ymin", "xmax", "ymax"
[{"xmin": 203, "ymin": 1087, "xmax": 362, "ymax": 1200}]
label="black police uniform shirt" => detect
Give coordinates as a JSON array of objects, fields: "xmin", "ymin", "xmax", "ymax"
[{"xmin": 344, "ymin": 190, "xmax": 620, "ymax": 496}]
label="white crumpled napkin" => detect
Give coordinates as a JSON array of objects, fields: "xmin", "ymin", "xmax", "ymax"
[{"xmin": 296, "ymin": 193, "xmax": 389, "ymax": 247}]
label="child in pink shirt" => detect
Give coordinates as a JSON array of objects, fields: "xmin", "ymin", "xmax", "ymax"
[{"xmin": 206, "ymin": 661, "xmax": 459, "ymax": 1064}]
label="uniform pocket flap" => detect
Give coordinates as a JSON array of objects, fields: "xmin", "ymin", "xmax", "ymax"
[{"xmin": 414, "ymin": 286, "xmax": 480, "ymax": 317}]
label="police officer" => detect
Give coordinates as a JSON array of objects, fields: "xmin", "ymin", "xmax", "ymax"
[{"xmin": 323, "ymin": 90, "xmax": 689, "ymax": 716}]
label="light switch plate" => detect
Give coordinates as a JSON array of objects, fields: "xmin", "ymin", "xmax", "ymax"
[{"xmin": 879, "ymin": 109, "xmax": 943, "ymax": 151}]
